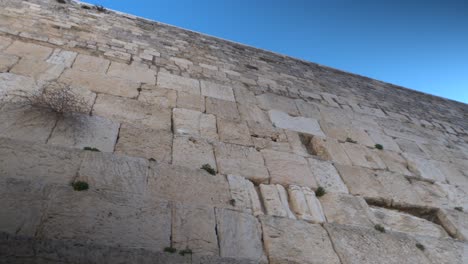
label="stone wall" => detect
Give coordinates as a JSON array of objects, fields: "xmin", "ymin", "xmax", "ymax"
[{"xmin": 0, "ymin": 0, "xmax": 467, "ymax": 263}]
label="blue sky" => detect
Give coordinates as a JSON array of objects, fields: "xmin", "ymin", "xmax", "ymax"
[{"xmin": 83, "ymin": 0, "xmax": 468, "ymax": 104}]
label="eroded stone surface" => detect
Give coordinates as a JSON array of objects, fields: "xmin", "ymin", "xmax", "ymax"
[
  {"xmin": 215, "ymin": 143, "xmax": 269, "ymax": 183},
  {"xmin": 218, "ymin": 119, "xmax": 252, "ymax": 146},
  {"xmin": 307, "ymin": 157, "xmax": 348, "ymax": 193},
  {"xmin": 107, "ymin": 62, "xmax": 156, "ymax": 84},
  {"xmin": 201, "ymin": 80, "xmax": 235, "ymax": 102},
  {"xmin": 262, "ymin": 149, "xmax": 317, "ymax": 188},
  {"xmin": 325, "ymin": 223, "xmax": 430, "ymax": 264},
  {"xmin": 48, "ymin": 113, "xmax": 119, "ymax": 152},
  {"xmin": 227, "ymin": 175, "xmax": 263, "ymax": 216},
  {"xmin": 172, "ymin": 136, "xmax": 217, "ymax": 170},
  {"xmin": 288, "ymin": 185, "xmax": 326, "ymax": 223},
  {"xmin": 172, "ymin": 108, "xmax": 218, "ymax": 141},
  {"xmin": 215, "ymin": 209, "xmax": 265, "ymax": 262},
  {"xmin": 261, "ymin": 216, "xmax": 341, "ymax": 264},
  {"xmin": 269, "ymin": 109, "xmax": 325, "ymax": 136},
  {"xmin": 5, "ymin": 41, "xmax": 52, "ymax": 60},
  {"xmin": 157, "ymin": 71, "xmax": 200, "ymax": 95},
  {"xmin": 319, "ymin": 192, "xmax": 376, "ymax": 227},
  {"xmin": 72, "ymin": 54, "xmax": 110, "ymax": 73}
]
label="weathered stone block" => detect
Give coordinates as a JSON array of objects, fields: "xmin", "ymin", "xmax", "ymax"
[
  {"xmin": 46, "ymin": 49, "xmax": 77, "ymax": 67},
  {"xmin": 215, "ymin": 209, "xmax": 265, "ymax": 262},
  {"xmin": 377, "ymin": 150, "xmax": 413, "ymax": 176},
  {"xmin": 325, "ymin": 223, "xmax": 430, "ymax": 264},
  {"xmin": 256, "ymin": 93, "xmax": 299, "ymax": 116},
  {"xmin": 342, "ymin": 142, "xmax": 386, "ymax": 169},
  {"xmin": 5, "ymin": 41, "xmax": 52, "ymax": 60},
  {"xmin": 262, "ymin": 149, "xmax": 317, "ymax": 188},
  {"xmin": 404, "ymin": 153, "xmax": 447, "ymax": 182},
  {"xmin": 319, "ymin": 192, "xmax": 376, "ymax": 227},
  {"xmin": 414, "ymin": 235, "xmax": 466, "ymax": 264},
  {"xmin": 215, "ymin": 143, "xmax": 269, "ymax": 183},
  {"xmin": 370, "ymin": 206, "xmax": 448, "ymax": 238},
  {"xmin": 176, "ymin": 91, "xmax": 205, "ymax": 112},
  {"xmin": 310, "ymin": 136, "xmax": 352, "ymax": 165},
  {"xmin": 0, "ymin": 73, "xmax": 37, "ymax": 98},
  {"xmin": 107, "ymin": 62, "xmax": 156, "ymax": 84},
  {"xmin": 205, "ymin": 97, "xmax": 240, "ymax": 121},
  {"xmin": 147, "ymin": 163, "xmax": 231, "ymax": 207},
  {"xmin": 172, "ymin": 203, "xmax": 218, "ymax": 256},
  {"xmin": 92, "ymin": 94, "xmax": 171, "ymax": 131},
  {"xmin": 38, "ymin": 187, "xmax": 171, "ymax": 251},
  {"xmin": 366, "ymin": 129, "xmax": 401, "ymax": 152},
  {"xmin": 269, "ymin": 109, "xmax": 325, "ymax": 136},
  {"xmin": 60, "ymin": 69, "xmax": 140, "ymax": 98},
  {"xmin": 0, "ymin": 53, "xmax": 18, "ymax": 72},
  {"xmin": 72, "ymin": 54, "xmax": 110, "ymax": 73},
  {"xmin": 259, "ymin": 184, "xmax": 295, "ymax": 219},
  {"xmin": 288, "ymin": 185, "xmax": 326, "ymax": 223},
  {"xmin": 261, "ymin": 216, "xmax": 341, "ymax": 264},
  {"xmin": 172, "ymin": 108, "xmax": 217, "ymax": 141},
  {"xmin": 115, "ymin": 123, "xmax": 172, "ymax": 162},
  {"xmin": 218, "ymin": 119, "xmax": 252, "ymax": 146},
  {"xmin": 10, "ymin": 58, "xmax": 65, "ymax": 81},
  {"xmin": 321, "ymin": 122, "xmax": 375, "ymax": 147},
  {"xmin": 137, "ymin": 85, "xmax": 177, "ymax": 108},
  {"xmin": 48, "ymin": 113, "xmax": 119, "ymax": 153},
  {"xmin": 227, "ymin": 175, "xmax": 263, "ymax": 216},
  {"xmin": 307, "ymin": 157, "xmax": 348, "ymax": 193},
  {"xmin": 294, "ymin": 99, "xmax": 321, "ymax": 119},
  {"xmin": 0, "ymin": 178, "xmax": 49, "ymax": 236},
  {"xmin": 157, "ymin": 71, "xmax": 200, "ymax": 95},
  {"xmin": 0, "ymin": 35, "xmax": 12, "ymax": 50},
  {"xmin": 0, "ymin": 104, "xmax": 57, "ymax": 143},
  {"xmin": 201, "ymin": 80, "xmax": 235, "ymax": 102},
  {"xmin": 437, "ymin": 209, "xmax": 468, "ymax": 241},
  {"xmin": 172, "ymin": 136, "xmax": 217, "ymax": 171}
]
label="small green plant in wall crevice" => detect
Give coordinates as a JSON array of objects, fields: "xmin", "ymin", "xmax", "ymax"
[
  {"xmin": 375, "ymin": 144, "xmax": 384, "ymax": 150},
  {"xmin": 83, "ymin": 147, "xmax": 100, "ymax": 152},
  {"xmin": 72, "ymin": 181, "xmax": 89, "ymax": 191},
  {"xmin": 201, "ymin": 164, "xmax": 216, "ymax": 175},
  {"xmin": 374, "ymin": 224, "xmax": 386, "ymax": 233},
  {"xmin": 315, "ymin": 186, "xmax": 326, "ymax": 197},
  {"xmin": 415, "ymin": 243, "xmax": 425, "ymax": 251},
  {"xmin": 179, "ymin": 248, "xmax": 193, "ymax": 256},
  {"xmin": 454, "ymin": 206, "xmax": 464, "ymax": 212},
  {"xmin": 345, "ymin": 137, "xmax": 357, "ymax": 144},
  {"xmin": 164, "ymin": 247, "xmax": 177, "ymax": 254}
]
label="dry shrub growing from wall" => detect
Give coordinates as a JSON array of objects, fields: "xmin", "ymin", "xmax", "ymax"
[{"xmin": 6, "ymin": 82, "xmax": 90, "ymax": 115}]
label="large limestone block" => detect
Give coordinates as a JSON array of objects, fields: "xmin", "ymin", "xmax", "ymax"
[
  {"xmin": 414, "ymin": 235, "xmax": 466, "ymax": 264},
  {"xmin": 107, "ymin": 62, "xmax": 156, "ymax": 84},
  {"xmin": 115, "ymin": 123, "xmax": 172, "ymax": 163},
  {"xmin": 200, "ymin": 80, "xmax": 235, "ymax": 102},
  {"xmin": 261, "ymin": 216, "xmax": 341, "ymax": 264},
  {"xmin": 0, "ymin": 104, "xmax": 57, "ymax": 143},
  {"xmin": 218, "ymin": 119, "xmax": 252, "ymax": 146},
  {"xmin": 436, "ymin": 182, "xmax": 468, "ymax": 209},
  {"xmin": 215, "ymin": 143, "xmax": 269, "ymax": 183},
  {"xmin": 262, "ymin": 149, "xmax": 317, "ymax": 188},
  {"xmin": 411, "ymin": 180, "xmax": 450, "ymax": 208},
  {"xmin": 92, "ymin": 94, "xmax": 171, "ymax": 131},
  {"xmin": 172, "ymin": 204, "xmax": 218, "ymax": 256},
  {"xmin": 403, "ymin": 153, "xmax": 447, "ymax": 182},
  {"xmin": 137, "ymin": 85, "xmax": 177, "ymax": 108},
  {"xmin": 78, "ymin": 151, "xmax": 149, "ymax": 194},
  {"xmin": 325, "ymin": 223, "xmax": 430, "ymax": 264},
  {"xmin": 72, "ymin": 54, "xmax": 110, "ymax": 73},
  {"xmin": 370, "ymin": 206, "xmax": 448, "ymax": 238},
  {"xmin": 238, "ymin": 103, "xmax": 271, "ymax": 125},
  {"xmin": 60, "ymin": 69, "xmax": 140, "ymax": 98},
  {"xmin": 307, "ymin": 158, "xmax": 348, "ymax": 193},
  {"xmin": 205, "ymin": 97, "xmax": 240, "ymax": 121},
  {"xmin": 215, "ymin": 209, "xmax": 266, "ymax": 262},
  {"xmin": 227, "ymin": 175, "xmax": 263, "ymax": 216},
  {"xmin": 437, "ymin": 209, "xmax": 468, "ymax": 241},
  {"xmin": 0, "ymin": 178, "xmax": 49, "ymax": 237},
  {"xmin": 436, "ymin": 162, "xmax": 468, "ymax": 191},
  {"xmin": 268, "ymin": 109, "xmax": 325, "ymax": 136},
  {"xmin": 11, "ymin": 58, "xmax": 65, "ymax": 82},
  {"xmin": 172, "ymin": 136, "xmax": 217, "ymax": 170},
  {"xmin": 319, "ymin": 192, "xmax": 376, "ymax": 227},
  {"xmin": 259, "ymin": 184, "xmax": 295, "ymax": 219},
  {"xmin": 38, "ymin": 187, "xmax": 171, "ymax": 251},
  {"xmin": 176, "ymin": 91, "xmax": 205, "ymax": 112},
  {"xmin": 288, "ymin": 185, "xmax": 326, "ymax": 223},
  {"xmin": 46, "ymin": 49, "xmax": 77, "ymax": 67},
  {"xmin": 335, "ymin": 164, "xmax": 385, "ymax": 200},
  {"xmin": 48, "ymin": 113, "xmax": 119, "ymax": 153},
  {"xmin": 147, "ymin": 163, "xmax": 231, "ymax": 207},
  {"xmin": 294, "ymin": 99, "xmax": 321, "ymax": 119},
  {"xmin": 342, "ymin": 142, "xmax": 386, "ymax": 169},
  {"xmin": 0, "ymin": 35, "xmax": 12, "ymax": 50},
  {"xmin": 310, "ymin": 136, "xmax": 352, "ymax": 165},
  {"xmin": 377, "ymin": 150, "xmax": 413, "ymax": 176},
  {"xmin": 157, "ymin": 71, "xmax": 200, "ymax": 95},
  {"xmin": 396, "ymin": 138, "xmax": 427, "ymax": 156},
  {"xmin": 0, "ymin": 73, "xmax": 37, "ymax": 98},
  {"xmin": 172, "ymin": 108, "xmax": 218, "ymax": 141},
  {"xmin": 256, "ymin": 93, "xmax": 299, "ymax": 116},
  {"xmin": 321, "ymin": 122, "xmax": 375, "ymax": 147},
  {"xmin": 366, "ymin": 129, "xmax": 401, "ymax": 152},
  {"xmin": 5, "ymin": 41, "xmax": 52, "ymax": 60},
  {"xmin": 0, "ymin": 53, "xmax": 18, "ymax": 72},
  {"xmin": 0, "ymin": 138, "xmax": 82, "ymax": 185}
]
